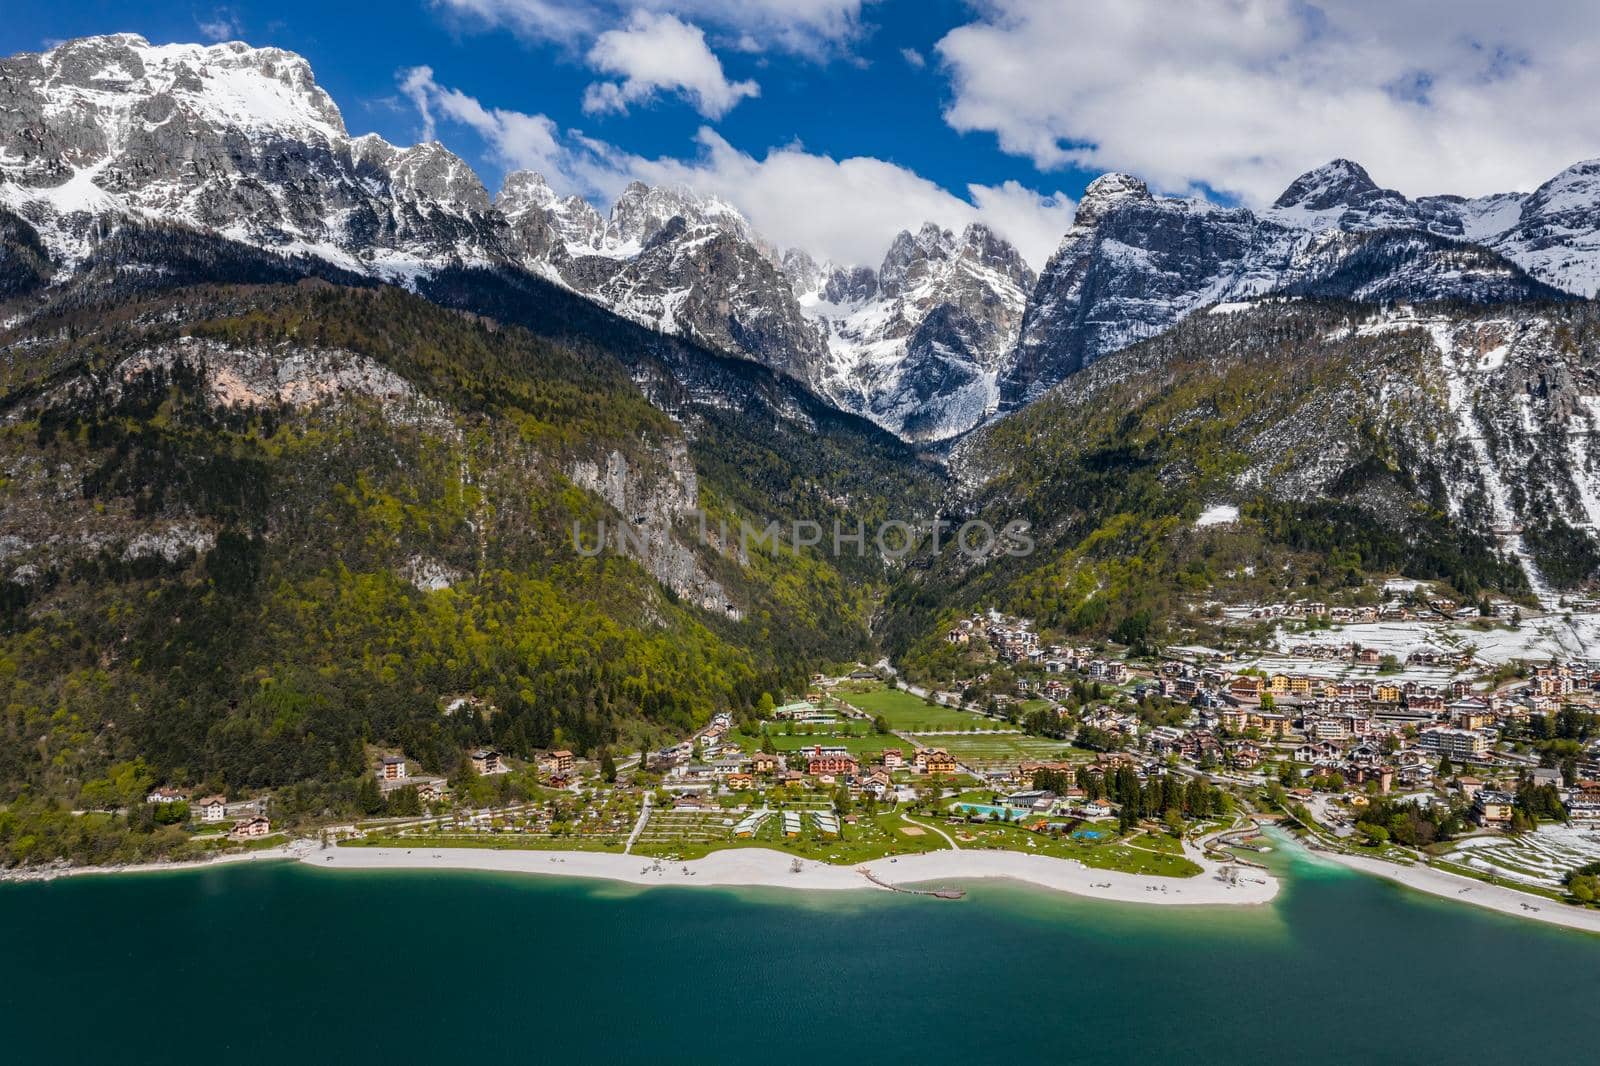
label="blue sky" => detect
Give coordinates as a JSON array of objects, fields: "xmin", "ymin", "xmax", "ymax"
[{"xmin": 8, "ymin": 2, "xmax": 1600, "ymax": 269}]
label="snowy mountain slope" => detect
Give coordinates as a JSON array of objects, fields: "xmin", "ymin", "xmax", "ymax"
[
  {"xmin": 0, "ymin": 35, "xmax": 825, "ymax": 393},
  {"xmin": 1000, "ymin": 163, "xmax": 1585, "ymax": 408},
  {"xmin": 936, "ymin": 301, "xmax": 1600, "ymax": 636},
  {"xmin": 795, "ymin": 222, "xmax": 1035, "ymax": 440},
  {"xmin": 5, "ymin": 36, "xmax": 1600, "ymax": 447}
]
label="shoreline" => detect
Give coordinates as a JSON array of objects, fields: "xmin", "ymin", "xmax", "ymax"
[
  {"xmin": 1311, "ymin": 846, "xmax": 1600, "ymax": 936},
  {"xmin": 298, "ymin": 842, "xmax": 1280, "ymax": 906},
  {"xmin": 0, "ymin": 843, "xmax": 306, "ymax": 884}
]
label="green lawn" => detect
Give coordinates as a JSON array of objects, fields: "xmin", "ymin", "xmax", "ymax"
[
  {"xmin": 632, "ymin": 808, "xmax": 954, "ymax": 863},
  {"xmin": 944, "ymin": 820, "xmax": 1202, "ymax": 877},
  {"xmin": 760, "ymin": 732, "xmax": 904, "ymax": 756},
  {"xmin": 834, "ymin": 686, "xmax": 1004, "ymax": 732}
]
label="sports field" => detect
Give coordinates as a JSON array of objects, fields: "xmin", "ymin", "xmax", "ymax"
[
  {"xmin": 930, "ymin": 733, "xmax": 1081, "ymax": 768},
  {"xmin": 835, "ymin": 686, "xmax": 1005, "ymax": 732}
]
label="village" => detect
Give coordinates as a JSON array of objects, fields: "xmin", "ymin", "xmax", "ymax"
[{"xmin": 125, "ymin": 587, "xmax": 1600, "ymax": 910}]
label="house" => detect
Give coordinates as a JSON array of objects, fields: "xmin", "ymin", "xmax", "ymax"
[
  {"xmin": 413, "ymin": 779, "xmax": 447, "ymax": 803},
  {"xmin": 1473, "ymin": 790, "xmax": 1515, "ymax": 828},
  {"xmin": 916, "ymin": 748, "xmax": 958, "ymax": 775},
  {"xmin": 1228, "ymin": 676, "xmax": 1265, "ymax": 701},
  {"xmin": 470, "ymin": 749, "xmax": 507, "ymax": 776},
  {"xmin": 1530, "ymin": 767, "xmax": 1565, "ymax": 790},
  {"xmin": 549, "ymin": 750, "xmax": 576, "ymax": 774},
  {"xmin": 750, "ymin": 752, "xmax": 781, "ymax": 775},
  {"xmin": 378, "ymin": 755, "xmax": 407, "ymax": 781},
  {"xmin": 881, "ymin": 748, "xmax": 905, "ymax": 770},
  {"xmin": 196, "ymin": 795, "xmax": 228, "ymax": 823},
  {"xmin": 1230, "ymin": 742, "xmax": 1262, "ymax": 770},
  {"xmin": 230, "ymin": 816, "xmax": 271, "ymax": 840},
  {"xmin": 807, "ymin": 749, "xmax": 859, "ymax": 776},
  {"xmin": 727, "ymin": 772, "xmax": 755, "ymax": 790},
  {"xmin": 146, "ymin": 787, "xmax": 187, "ymax": 805}
]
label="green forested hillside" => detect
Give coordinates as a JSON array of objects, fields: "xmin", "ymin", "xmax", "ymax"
[
  {"xmin": 885, "ymin": 302, "xmax": 1545, "ymax": 676},
  {"xmin": 0, "ymin": 278, "xmax": 934, "ymax": 862}
]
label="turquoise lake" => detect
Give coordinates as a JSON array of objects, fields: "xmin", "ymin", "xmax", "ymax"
[{"xmin": 2, "ymin": 843, "xmax": 1594, "ymax": 1064}]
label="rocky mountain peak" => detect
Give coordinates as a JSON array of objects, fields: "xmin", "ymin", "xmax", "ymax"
[
  {"xmin": 821, "ymin": 264, "xmax": 878, "ymax": 305},
  {"xmin": 1073, "ymin": 173, "xmax": 1152, "ymax": 227},
  {"xmin": 384, "ymin": 141, "xmax": 490, "ymax": 214},
  {"xmin": 1273, "ymin": 159, "xmax": 1381, "ymax": 211},
  {"xmin": 497, "ymin": 170, "xmax": 561, "ymax": 213},
  {"xmin": 878, "ymin": 224, "xmax": 957, "ymax": 298}
]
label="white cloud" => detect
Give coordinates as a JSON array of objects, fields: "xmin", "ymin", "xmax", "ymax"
[
  {"xmin": 196, "ymin": 9, "xmax": 242, "ymax": 43},
  {"xmin": 937, "ymin": 0, "xmax": 1600, "ymax": 204},
  {"xmin": 899, "ymin": 47, "xmax": 925, "ymax": 69},
  {"xmin": 432, "ymin": 0, "xmax": 870, "ymax": 59},
  {"xmin": 401, "ymin": 66, "xmax": 567, "ymax": 179},
  {"xmin": 399, "ymin": 72, "xmax": 1072, "ymax": 270},
  {"xmin": 582, "ymin": 12, "xmax": 759, "ymax": 119}
]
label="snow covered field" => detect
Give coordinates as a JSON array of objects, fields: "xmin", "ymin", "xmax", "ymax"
[
  {"xmin": 1264, "ymin": 613, "xmax": 1600, "ymax": 667},
  {"xmin": 1451, "ymin": 825, "xmax": 1600, "ymax": 887}
]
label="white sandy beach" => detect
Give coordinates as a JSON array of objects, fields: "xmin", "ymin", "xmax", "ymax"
[
  {"xmin": 1316, "ymin": 849, "xmax": 1600, "ymax": 935},
  {"xmin": 301, "ymin": 842, "xmax": 1280, "ymax": 906}
]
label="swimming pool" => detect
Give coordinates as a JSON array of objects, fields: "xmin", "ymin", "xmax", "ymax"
[{"xmin": 951, "ymin": 803, "xmax": 1033, "ymax": 821}]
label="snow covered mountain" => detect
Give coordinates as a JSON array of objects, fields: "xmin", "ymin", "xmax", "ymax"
[
  {"xmin": 1000, "ymin": 163, "xmax": 1580, "ymax": 408},
  {"xmin": 5, "ymin": 36, "xmax": 1600, "ymax": 446},
  {"xmin": 795, "ymin": 222, "xmax": 1035, "ymax": 440},
  {"xmin": 0, "ymin": 37, "xmax": 818, "ymax": 369}
]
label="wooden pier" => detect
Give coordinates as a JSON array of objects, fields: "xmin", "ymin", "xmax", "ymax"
[{"xmin": 857, "ymin": 867, "xmax": 966, "ymax": 899}]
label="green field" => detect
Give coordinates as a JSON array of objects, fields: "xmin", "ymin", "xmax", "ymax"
[
  {"xmin": 834, "ymin": 687, "xmax": 1004, "ymax": 732},
  {"xmin": 945, "ymin": 821, "xmax": 1202, "ymax": 877},
  {"xmin": 761, "ymin": 731, "xmax": 903, "ymax": 756},
  {"xmin": 632, "ymin": 808, "xmax": 954, "ymax": 863},
  {"xmin": 930, "ymin": 733, "xmax": 1082, "ymax": 768},
  {"xmin": 349, "ymin": 832, "xmax": 628, "ymax": 853}
]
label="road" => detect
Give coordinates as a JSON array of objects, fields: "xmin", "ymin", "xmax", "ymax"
[{"xmin": 623, "ymin": 792, "xmax": 652, "ymax": 854}]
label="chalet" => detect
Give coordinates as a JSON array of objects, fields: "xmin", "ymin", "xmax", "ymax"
[
  {"xmin": 808, "ymin": 751, "xmax": 859, "ymax": 776},
  {"xmin": 917, "ymin": 748, "xmax": 958, "ymax": 775},
  {"xmin": 196, "ymin": 795, "xmax": 228, "ymax": 823},
  {"xmin": 230, "ymin": 816, "xmax": 271, "ymax": 840},
  {"xmin": 750, "ymin": 752, "xmax": 781, "ymax": 775},
  {"xmin": 1019, "ymin": 760, "xmax": 1074, "ymax": 783},
  {"xmin": 378, "ymin": 755, "xmax": 407, "ymax": 781},
  {"xmin": 548, "ymin": 750, "xmax": 576, "ymax": 775},
  {"xmin": 1568, "ymin": 785, "xmax": 1600, "ymax": 821},
  {"xmin": 146, "ymin": 787, "xmax": 187, "ymax": 805},
  {"xmin": 881, "ymin": 748, "xmax": 905, "ymax": 770},
  {"xmin": 470, "ymin": 749, "xmax": 507, "ymax": 776},
  {"xmin": 727, "ymin": 772, "xmax": 755, "ymax": 790},
  {"xmin": 1228, "ymin": 676, "xmax": 1265, "ymax": 701}
]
